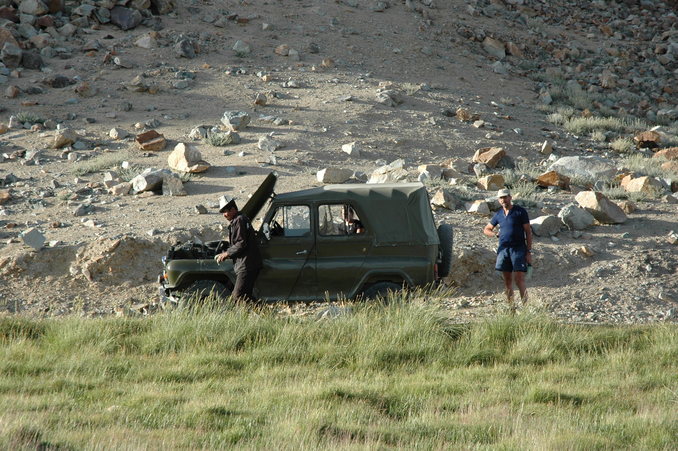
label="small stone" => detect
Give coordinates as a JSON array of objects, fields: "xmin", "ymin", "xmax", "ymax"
[
  {"xmin": 465, "ymin": 200, "xmax": 490, "ymax": 215},
  {"xmin": 53, "ymin": 128, "xmax": 79, "ymax": 148},
  {"xmin": 254, "ymin": 93, "xmax": 267, "ymax": 106},
  {"xmin": 540, "ymin": 140, "xmax": 553, "ymax": 155},
  {"xmin": 195, "ymin": 204, "xmax": 208, "ymax": 214},
  {"xmin": 472, "ymin": 147, "xmax": 505, "ymax": 168},
  {"xmin": 476, "ymin": 174, "xmax": 505, "ymax": 191},
  {"xmin": 109, "ymin": 127, "xmax": 129, "ymax": 140},
  {"xmin": 233, "ymin": 40, "xmax": 251, "ymax": 55},
  {"xmin": 341, "ymin": 142, "xmax": 361, "ymax": 157}
]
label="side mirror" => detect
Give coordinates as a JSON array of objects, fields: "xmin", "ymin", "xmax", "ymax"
[{"xmin": 262, "ymin": 223, "xmax": 271, "ymax": 240}]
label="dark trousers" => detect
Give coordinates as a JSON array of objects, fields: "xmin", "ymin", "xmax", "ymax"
[{"xmin": 232, "ymin": 267, "xmax": 260, "ymax": 302}]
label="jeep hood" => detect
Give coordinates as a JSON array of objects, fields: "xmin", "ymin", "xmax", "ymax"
[{"xmin": 241, "ymin": 172, "xmax": 277, "ymax": 220}]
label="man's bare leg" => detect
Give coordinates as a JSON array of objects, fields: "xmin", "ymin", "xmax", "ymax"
[
  {"xmin": 514, "ymin": 271, "xmax": 527, "ymax": 305},
  {"xmin": 502, "ymin": 272, "xmax": 515, "ymax": 313}
]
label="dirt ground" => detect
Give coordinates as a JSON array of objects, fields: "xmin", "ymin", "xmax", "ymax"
[{"xmin": 0, "ymin": 0, "xmax": 676, "ymax": 322}]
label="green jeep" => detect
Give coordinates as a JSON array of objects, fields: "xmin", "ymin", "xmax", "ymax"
[{"xmin": 158, "ymin": 172, "xmax": 453, "ymax": 302}]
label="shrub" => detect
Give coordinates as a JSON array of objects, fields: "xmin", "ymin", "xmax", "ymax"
[
  {"xmin": 610, "ymin": 137, "xmax": 634, "ymax": 153},
  {"xmin": 71, "ymin": 151, "xmax": 131, "ymax": 176},
  {"xmin": 15, "ymin": 112, "xmax": 44, "ymax": 125}
]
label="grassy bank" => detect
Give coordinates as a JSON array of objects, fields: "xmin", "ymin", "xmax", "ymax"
[{"xmin": 1, "ymin": 301, "xmax": 676, "ymax": 449}]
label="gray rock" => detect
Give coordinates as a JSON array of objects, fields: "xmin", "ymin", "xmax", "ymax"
[
  {"xmin": 110, "ymin": 6, "xmax": 142, "ymax": 31},
  {"xmin": 530, "ymin": 215, "xmax": 562, "ymax": 237},
  {"xmin": 221, "ymin": 111, "xmax": 250, "ymax": 131},
  {"xmin": 195, "ymin": 204, "xmax": 208, "ymax": 214},
  {"xmin": 19, "ymin": 0, "xmax": 48, "ymax": 16},
  {"xmin": 558, "ymin": 203, "xmax": 595, "ymax": 230},
  {"xmin": 257, "ymin": 136, "xmax": 282, "ymax": 152},
  {"xmin": 1, "ymin": 43, "xmax": 22, "ymax": 68},
  {"xmin": 21, "ymin": 227, "xmax": 45, "ymax": 250},
  {"xmin": 20, "ymin": 50, "xmax": 42, "ymax": 70},
  {"xmin": 368, "ymin": 159, "xmax": 408, "ymax": 184},
  {"xmin": 548, "ymin": 156, "xmax": 617, "ymax": 183},
  {"xmin": 162, "ymin": 172, "xmax": 187, "ymax": 196},
  {"xmin": 375, "ymin": 88, "xmax": 404, "ymax": 107},
  {"xmin": 232, "ymin": 40, "xmax": 251, "ymax": 55},
  {"xmin": 73, "ymin": 203, "xmax": 93, "ymax": 217},
  {"xmin": 174, "ymin": 39, "xmax": 195, "ymax": 59}
]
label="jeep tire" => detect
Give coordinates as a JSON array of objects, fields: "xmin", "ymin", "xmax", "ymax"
[
  {"xmin": 437, "ymin": 223, "xmax": 454, "ymax": 278},
  {"xmin": 362, "ymin": 281, "xmax": 402, "ymax": 301},
  {"xmin": 179, "ymin": 279, "xmax": 231, "ymax": 303}
]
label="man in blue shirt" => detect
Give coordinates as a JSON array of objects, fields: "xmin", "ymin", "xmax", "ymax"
[{"xmin": 483, "ymin": 188, "xmax": 533, "ymax": 312}]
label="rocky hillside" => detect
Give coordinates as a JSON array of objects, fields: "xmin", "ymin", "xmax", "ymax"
[{"xmin": 0, "ymin": 0, "xmax": 677, "ymax": 322}]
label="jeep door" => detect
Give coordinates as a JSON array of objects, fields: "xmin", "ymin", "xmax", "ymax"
[
  {"xmin": 315, "ymin": 203, "xmax": 370, "ymax": 299},
  {"xmin": 255, "ymin": 204, "xmax": 317, "ymax": 300}
]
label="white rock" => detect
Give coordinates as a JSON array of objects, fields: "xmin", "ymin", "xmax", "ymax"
[
  {"xmin": 109, "ymin": 127, "xmax": 129, "ymax": 140},
  {"xmin": 21, "ymin": 227, "xmax": 45, "ymax": 250},
  {"xmin": 317, "ymin": 167, "xmax": 353, "ymax": 184},
  {"xmin": 341, "ymin": 142, "xmax": 361, "ymax": 157}
]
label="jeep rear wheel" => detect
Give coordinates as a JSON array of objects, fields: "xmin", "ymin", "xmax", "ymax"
[
  {"xmin": 362, "ymin": 281, "xmax": 402, "ymax": 301},
  {"xmin": 437, "ymin": 223, "xmax": 454, "ymax": 278}
]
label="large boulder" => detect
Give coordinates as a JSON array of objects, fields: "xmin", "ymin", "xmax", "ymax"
[
  {"xmin": 548, "ymin": 156, "xmax": 617, "ymax": 182},
  {"xmin": 167, "ymin": 143, "xmax": 210, "ymax": 173},
  {"xmin": 476, "ymin": 174, "xmax": 505, "ymax": 191},
  {"xmin": 575, "ymin": 191, "xmax": 627, "ymax": 224},
  {"xmin": 472, "ymin": 147, "xmax": 505, "ymax": 168},
  {"xmin": 530, "ymin": 215, "xmax": 562, "ymax": 237},
  {"xmin": 221, "ymin": 111, "xmax": 250, "ymax": 131},
  {"xmin": 558, "ymin": 203, "xmax": 595, "ymax": 230},
  {"xmin": 624, "ymin": 176, "xmax": 664, "ymax": 195},
  {"xmin": 317, "ymin": 167, "xmax": 353, "ymax": 184},
  {"xmin": 368, "ymin": 159, "xmax": 408, "ymax": 184},
  {"xmin": 537, "ymin": 170, "xmax": 570, "ymax": 189}
]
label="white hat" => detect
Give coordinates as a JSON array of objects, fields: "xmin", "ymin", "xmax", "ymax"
[
  {"xmin": 218, "ymin": 196, "xmax": 237, "ymax": 213},
  {"xmin": 497, "ymin": 188, "xmax": 511, "ymax": 198}
]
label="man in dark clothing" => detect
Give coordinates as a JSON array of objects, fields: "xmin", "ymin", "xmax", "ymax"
[
  {"xmin": 483, "ymin": 188, "xmax": 533, "ymax": 312},
  {"xmin": 215, "ymin": 197, "xmax": 263, "ymax": 302}
]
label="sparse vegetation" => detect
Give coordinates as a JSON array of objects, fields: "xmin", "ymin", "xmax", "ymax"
[
  {"xmin": 0, "ymin": 302, "xmax": 676, "ymax": 449},
  {"xmin": 600, "ymin": 184, "xmax": 651, "ymax": 202},
  {"xmin": 71, "ymin": 151, "xmax": 131, "ymax": 176},
  {"xmin": 118, "ymin": 163, "xmax": 145, "ymax": 182},
  {"xmin": 610, "ymin": 137, "xmax": 634, "ymax": 153},
  {"xmin": 15, "ymin": 112, "xmax": 44, "ymax": 125},
  {"xmin": 623, "ymin": 153, "xmax": 676, "ymax": 178}
]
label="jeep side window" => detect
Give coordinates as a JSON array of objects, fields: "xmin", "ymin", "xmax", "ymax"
[
  {"xmin": 318, "ymin": 204, "xmax": 365, "ymax": 236},
  {"xmin": 270, "ymin": 205, "xmax": 311, "ymax": 238}
]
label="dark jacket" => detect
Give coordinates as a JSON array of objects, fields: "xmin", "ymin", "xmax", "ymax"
[{"xmin": 227, "ymin": 213, "xmax": 263, "ymax": 273}]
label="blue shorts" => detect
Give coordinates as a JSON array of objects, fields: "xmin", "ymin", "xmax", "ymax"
[{"xmin": 495, "ymin": 247, "xmax": 528, "ymax": 273}]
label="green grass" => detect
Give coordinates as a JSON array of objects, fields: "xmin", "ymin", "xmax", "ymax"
[
  {"xmin": 15, "ymin": 112, "xmax": 45, "ymax": 125},
  {"xmin": 1, "ymin": 302, "xmax": 676, "ymax": 449}
]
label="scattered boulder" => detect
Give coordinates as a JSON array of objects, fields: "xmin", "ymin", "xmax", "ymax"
[
  {"xmin": 109, "ymin": 182, "xmax": 132, "ymax": 196},
  {"xmin": 21, "ymin": 227, "xmax": 45, "ymax": 250},
  {"xmin": 368, "ymin": 159, "xmax": 408, "ymax": 184},
  {"xmin": 431, "ymin": 189, "xmax": 457, "ymax": 210},
  {"xmin": 537, "ymin": 170, "xmax": 570, "ymax": 190},
  {"xmin": 110, "ymin": 6, "xmax": 142, "ymax": 30},
  {"xmin": 317, "ymin": 167, "xmax": 353, "ymax": 184},
  {"xmin": 375, "ymin": 88, "xmax": 404, "ymax": 107},
  {"xmin": 624, "ymin": 176, "xmax": 664, "ymax": 195},
  {"xmin": 342, "ymin": 142, "xmax": 361, "ymax": 157},
  {"xmin": 575, "ymin": 191, "xmax": 627, "ymax": 224},
  {"xmin": 548, "ymin": 156, "xmax": 617, "ymax": 182},
  {"xmin": 465, "ymin": 200, "xmax": 491, "ymax": 215},
  {"xmin": 482, "ymin": 36, "xmax": 505, "ymax": 59},
  {"xmin": 1, "ymin": 42, "xmax": 22, "ymax": 68},
  {"xmin": 131, "ymin": 168, "xmax": 167, "ymax": 193},
  {"xmin": 472, "ymin": 147, "xmax": 505, "ymax": 168},
  {"xmin": 558, "ymin": 204, "xmax": 595, "ymax": 230},
  {"xmin": 221, "ymin": 111, "xmax": 250, "ymax": 131},
  {"xmin": 233, "ymin": 40, "xmax": 251, "ymax": 55},
  {"xmin": 530, "ymin": 215, "xmax": 562, "ymax": 237},
  {"xmin": 476, "ymin": 174, "xmax": 505, "ymax": 191},
  {"xmin": 258, "ymin": 136, "xmax": 282, "ymax": 152},
  {"xmin": 53, "ymin": 128, "xmax": 79, "ymax": 149},
  {"xmin": 653, "ymin": 147, "xmax": 678, "ymax": 161},
  {"xmin": 0, "ymin": 189, "xmax": 11, "ymax": 204},
  {"xmin": 109, "ymin": 127, "xmax": 129, "ymax": 140},
  {"xmin": 135, "ymin": 130, "xmax": 166, "ymax": 151},
  {"xmin": 167, "ymin": 143, "xmax": 210, "ymax": 173},
  {"xmin": 161, "ymin": 172, "xmax": 187, "ymax": 196}
]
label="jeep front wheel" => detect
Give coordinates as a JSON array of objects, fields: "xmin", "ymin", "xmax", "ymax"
[{"xmin": 179, "ymin": 280, "xmax": 231, "ymax": 304}]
